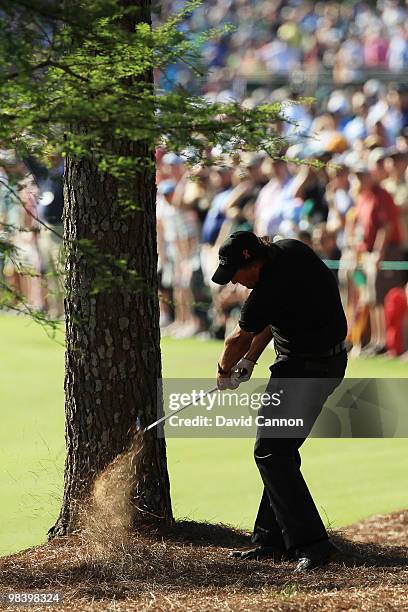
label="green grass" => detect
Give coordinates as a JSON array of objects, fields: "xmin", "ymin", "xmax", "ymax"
[{"xmin": 1, "ymin": 315, "xmax": 408, "ymax": 557}]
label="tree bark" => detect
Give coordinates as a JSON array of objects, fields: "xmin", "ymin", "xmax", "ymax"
[
  {"xmin": 49, "ymin": 0, "xmax": 173, "ymax": 537},
  {"xmin": 49, "ymin": 145, "xmax": 173, "ymax": 538}
]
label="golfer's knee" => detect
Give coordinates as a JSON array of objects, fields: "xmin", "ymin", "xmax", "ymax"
[
  {"xmin": 254, "ymin": 439, "xmax": 278, "ymax": 464},
  {"xmin": 254, "ymin": 439, "xmax": 294, "ymax": 464}
]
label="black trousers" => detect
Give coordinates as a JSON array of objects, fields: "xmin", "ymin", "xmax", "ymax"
[{"xmin": 252, "ymin": 350, "xmax": 347, "ymax": 552}]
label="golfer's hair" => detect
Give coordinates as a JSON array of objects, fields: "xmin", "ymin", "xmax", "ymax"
[
  {"xmin": 240, "ymin": 235, "xmax": 277, "ymax": 268},
  {"xmin": 259, "ymin": 235, "xmax": 272, "ymax": 248}
]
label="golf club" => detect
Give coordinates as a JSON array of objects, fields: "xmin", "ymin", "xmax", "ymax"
[{"xmin": 144, "ymin": 385, "xmax": 218, "ymax": 432}]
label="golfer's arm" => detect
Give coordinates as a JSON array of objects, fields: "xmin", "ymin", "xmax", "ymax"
[
  {"xmin": 245, "ymin": 325, "xmax": 273, "ymax": 363},
  {"xmin": 218, "ymin": 324, "xmax": 273, "ymax": 373},
  {"xmin": 218, "ymin": 324, "xmax": 253, "ymax": 373}
]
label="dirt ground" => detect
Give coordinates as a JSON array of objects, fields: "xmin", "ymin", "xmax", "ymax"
[{"xmin": 1, "ymin": 510, "xmax": 407, "ymax": 611}]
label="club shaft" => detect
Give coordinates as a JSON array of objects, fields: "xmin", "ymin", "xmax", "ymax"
[{"xmin": 144, "ymin": 386, "xmax": 218, "ymax": 432}]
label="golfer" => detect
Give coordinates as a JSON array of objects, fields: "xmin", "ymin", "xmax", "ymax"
[{"xmin": 212, "ymin": 231, "xmax": 348, "ymax": 572}]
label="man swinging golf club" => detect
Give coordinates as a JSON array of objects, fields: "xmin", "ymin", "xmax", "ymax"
[{"xmin": 212, "ymin": 231, "xmax": 348, "ymax": 572}]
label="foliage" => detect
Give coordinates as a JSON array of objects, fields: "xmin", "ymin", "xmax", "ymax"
[
  {"xmin": 0, "ymin": 0, "xmax": 289, "ymax": 307},
  {"xmin": 0, "ymin": 0, "xmax": 287, "ymax": 187}
]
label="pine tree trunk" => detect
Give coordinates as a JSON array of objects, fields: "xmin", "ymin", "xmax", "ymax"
[
  {"xmin": 48, "ymin": 0, "xmax": 172, "ymax": 539},
  {"xmin": 48, "ymin": 149, "xmax": 173, "ymax": 539}
]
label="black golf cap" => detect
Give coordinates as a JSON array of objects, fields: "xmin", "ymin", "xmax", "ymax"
[{"xmin": 211, "ymin": 231, "xmax": 266, "ymax": 285}]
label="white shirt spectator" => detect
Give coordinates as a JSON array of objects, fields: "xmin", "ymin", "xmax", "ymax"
[{"xmin": 257, "ymin": 39, "xmax": 301, "ymax": 75}]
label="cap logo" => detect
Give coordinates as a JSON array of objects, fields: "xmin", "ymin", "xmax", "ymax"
[
  {"xmin": 242, "ymin": 249, "xmax": 251, "ymax": 260},
  {"xmin": 219, "ymin": 256, "xmax": 228, "ymax": 266}
]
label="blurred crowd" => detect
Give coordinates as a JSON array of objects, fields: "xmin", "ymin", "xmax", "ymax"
[
  {"xmin": 0, "ymin": 152, "xmax": 64, "ymax": 318},
  {"xmin": 154, "ymin": 0, "xmax": 408, "ymax": 358},
  {"xmin": 156, "ymin": 82, "xmax": 408, "ymax": 357},
  {"xmin": 156, "ymin": 0, "xmax": 408, "ymax": 96},
  {"xmin": 2, "ymin": 1, "xmax": 408, "ymax": 358}
]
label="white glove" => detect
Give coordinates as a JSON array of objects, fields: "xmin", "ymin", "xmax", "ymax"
[
  {"xmin": 217, "ymin": 375, "xmax": 240, "ymax": 391},
  {"xmin": 231, "ymin": 358, "xmax": 256, "ymax": 384}
]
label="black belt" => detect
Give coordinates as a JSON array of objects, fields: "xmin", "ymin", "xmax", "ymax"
[{"xmin": 276, "ymin": 341, "xmax": 347, "ymax": 359}]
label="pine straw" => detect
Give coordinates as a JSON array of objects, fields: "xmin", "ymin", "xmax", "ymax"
[
  {"xmin": 1, "ymin": 431, "xmax": 407, "ymax": 610},
  {"xmin": 1, "ymin": 510, "xmax": 408, "ymax": 611},
  {"xmin": 77, "ymin": 431, "xmax": 146, "ymax": 559}
]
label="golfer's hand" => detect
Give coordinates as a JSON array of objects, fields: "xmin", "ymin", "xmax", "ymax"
[
  {"xmin": 217, "ymin": 373, "xmax": 240, "ymax": 391},
  {"xmin": 231, "ymin": 358, "xmax": 256, "ymax": 384}
]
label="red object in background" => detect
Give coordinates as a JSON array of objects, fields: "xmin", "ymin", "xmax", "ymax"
[
  {"xmin": 355, "ymin": 185, "xmax": 402, "ymax": 253},
  {"xmin": 363, "ymin": 37, "xmax": 389, "ymax": 67},
  {"xmin": 155, "ymin": 147, "xmax": 166, "ymax": 184},
  {"xmin": 155, "ymin": 147, "xmax": 166, "ymax": 164},
  {"xmin": 384, "ymin": 287, "xmax": 407, "ymax": 356}
]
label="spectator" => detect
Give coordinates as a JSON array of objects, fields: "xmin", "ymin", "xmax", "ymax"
[
  {"xmin": 326, "ymin": 158, "xmax": 353, "ymax": 247},
  {"xmin": 292, "ymin": 155, "xmax": 330, "ymax": 226},
  {"xmin": 349, "ymin": 159, "xmax": 404, "ymax": 355},
  {"xmin": 157, "ymin": 178, "xmax": 201, "ymax": 338},
  {"xmin": 25, "ymin": 155, "xmax": 64, "ymax": 318},
  {"xmin": 343, "ymin": 93, "xmax": 369, "ymax": 145},
  {"xmin": 254, "ymin": 158, "xmax": 296, "ymax": 237},
  {"xmin": 0, "ymin": 154, "xmax": 42, "ymax": 309},
  {"xmin": 201, "ymin": 166, "xmax": 233, "ymax": 248},
  {"xmin": 382, "ymin": 149, "xmax": 408, "ymax": 268}
]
